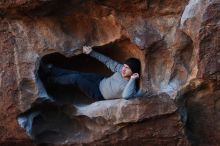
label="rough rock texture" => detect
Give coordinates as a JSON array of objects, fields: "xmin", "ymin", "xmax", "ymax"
[
  {"xmin": 0, "ymin": 0, "xmax": 219, "ymax": 145},
  {"xmin": 177, "ymin": 79, "xmax": 220, "ymax": 146},
  {"xmin": 19, "ymin": 94, "xmax": 187, "ymax": 145}
]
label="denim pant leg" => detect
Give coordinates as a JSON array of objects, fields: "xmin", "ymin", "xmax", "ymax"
[
  {"xmin": 50, "ymin": 74, "xmax": 80, "ymax": 86},
  {"xmin": 49, "ymin": 66, "xmax": 80, "ymax": 77},
  {"xmin": 79, "ymin": 72, "xmax": 106, "ymax": 83},
  {"xmin": 50, "ymin": 70, "xmax": 105, "ymax": 100},
  {"xmin": 76, "ymin": 73, "xmax": 105, "ymax": 100}
]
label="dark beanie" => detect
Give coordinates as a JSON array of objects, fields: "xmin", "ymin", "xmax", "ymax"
[{"xmin": 124, "ymin": 58, "xmax": 141, "ymax": 74}]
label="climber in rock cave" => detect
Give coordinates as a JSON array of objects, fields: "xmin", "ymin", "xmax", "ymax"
[{"xmin": 40, "ymin": 46, "xmax": 144, "ymax": 101}]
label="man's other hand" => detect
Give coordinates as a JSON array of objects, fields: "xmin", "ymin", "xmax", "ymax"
[
  {"xmin": 83, "ymin": 46, "xmax": 92, "ymax": 54},
  {"xmin": 131, "ymin": 73, "xmax": 139, "ymax": 79}
]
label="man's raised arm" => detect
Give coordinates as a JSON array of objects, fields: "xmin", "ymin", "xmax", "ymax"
[
  {"xmin": 122, "ymin": 73, "xmax": 145, "ymax": 99},
  {"xmin": 83, "ymin": 46, "xmax": 122, "ymax": 72}
]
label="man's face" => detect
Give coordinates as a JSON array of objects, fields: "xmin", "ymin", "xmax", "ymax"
[{"xmin": 121, "ymin": 64, "xmax": 133, "ymax": 79}]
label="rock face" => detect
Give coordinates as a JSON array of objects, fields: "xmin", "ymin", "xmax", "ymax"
[
  {"xmin": 0, "ymin": 0, "xmax": 219, "ymax": 145},
  {"xmin": 18, "ymin": 94, "xmax": 187, "ymax": 145}
]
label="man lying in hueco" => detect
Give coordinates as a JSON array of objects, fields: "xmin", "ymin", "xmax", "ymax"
[{"xmin": 42, "ymin": 46, "xmax": 144, "ymax": 101}]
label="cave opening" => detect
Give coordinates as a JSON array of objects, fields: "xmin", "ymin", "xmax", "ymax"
[
  {"xmin": 37, "ymin": 39, "xmax": 144, "ymax": 106},
  {"xmin": 17, "ymin": 39, "xmax": 145, "ymax": 145}
]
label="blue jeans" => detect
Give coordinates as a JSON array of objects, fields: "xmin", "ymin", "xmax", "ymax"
[{"xmin": 46, "ymin": 66, "xmax": 106, "ymax": 101}]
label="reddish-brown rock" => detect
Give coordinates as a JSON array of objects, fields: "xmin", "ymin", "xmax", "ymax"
[
  {"xmin": 0, "ymin": 0, "xmax": 219, "ymax": 145},
  {"xmin": 18, "ymin": 94, "xmax": 187, "ymax": 145},
  {"xmin": 177, "ymin": 79, "xmax": 220, "ymax": 146}
]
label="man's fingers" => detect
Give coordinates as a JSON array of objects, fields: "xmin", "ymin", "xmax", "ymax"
[
  {"xmin": 83, "ymin": 46, "xmax": 92, "ymax": 54},
  {"xmin": 131, "ymin": 73, "xmax": 139, "ymax": 79},
  {"xmin": 133, "ymin": 73, "xmax": 139, "ymax": 77},
  {"xmin": 135, "ymin": 73, "xmax": 139, "ymax": 78}
]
